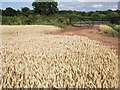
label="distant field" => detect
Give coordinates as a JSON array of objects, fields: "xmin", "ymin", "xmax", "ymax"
[
  {"xmin": 73, "ymin": 21, "xmax": 110, "ymax": 25},
  {"xmin": 0, "ymin": 25, "xmax": 61, "ymax": 35},
  {"xmin": 1, "ymin": 25, "xmax": 118, "ymax": 88}
]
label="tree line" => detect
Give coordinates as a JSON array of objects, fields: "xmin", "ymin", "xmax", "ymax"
[{"xmin": 1, "ymin": 0, "xmax": 120, "ymax": 25}]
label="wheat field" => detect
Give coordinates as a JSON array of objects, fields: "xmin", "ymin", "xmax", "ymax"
[{"xmin": 0, "ymin": 25, "xmax": 119, "ymax": 88}]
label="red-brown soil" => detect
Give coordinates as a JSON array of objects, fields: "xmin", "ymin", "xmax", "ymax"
[{"xmin": 54, "ymin": 26, "xmax": 120, "ymax": 55}]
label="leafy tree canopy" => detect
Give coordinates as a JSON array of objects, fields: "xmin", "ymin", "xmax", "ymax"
[
  {"xmin": 35, "ymin": 0, "xmax": 54, "ymax": 2},
  {"xmin": 21, "ymin": 7, "xmax": 34, "ymax": 17},
  {"xmin": 32, "ymin": 0, "xmax": 58, "ymax": 15},
  {"xmin": 21, "ymin": 7, "xmax": 30, "ymax": 12},
  {"xmin": 3, "ymin": 7, "xmax": 17, "ymax": 16},
  {"xmin": 105, "ymin": 12, "xmax": 119, "ymax": 24}
]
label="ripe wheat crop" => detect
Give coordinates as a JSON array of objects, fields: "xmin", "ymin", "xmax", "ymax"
[{"xmin": 0, "ymin": 25, "xmax": 118, "ymax": 88}]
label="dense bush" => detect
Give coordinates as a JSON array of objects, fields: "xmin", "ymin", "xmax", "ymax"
[
  {"xmin": 108, "ymin": 24, "xmax": 120, "ymax": 32},
  {"xmin": 2, "ymin": 17, "xmax": 17, "ymax": 25},
  {"xmin": 98, "ymin": 25, "xmax": 119, "ymax": 37},
  {"xmin": 114, "ymin": 25, "xmax": 120, "ymax": 32},
  {"xmin": 2, "ymin": 14, "xmax": 70, "ymax": 28}
]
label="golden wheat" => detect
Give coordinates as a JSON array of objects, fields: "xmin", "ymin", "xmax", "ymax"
[{"xmin": 1, "ymin": 25, "xmax": 118, "ymax": 88}]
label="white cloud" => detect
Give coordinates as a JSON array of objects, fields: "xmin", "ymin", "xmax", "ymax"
[
  {"xmin": 58, "ymin": 4, "xmax": 75, "ymax": 10},
  {"xmin": 91, "ymin": 4, "xmax": 103, "ymax": 8},
  {"xmin": 79, "ymin": 9, "xmax": 86, "ymax": 11},
  {"xmin": 111, "ymin": 5, "xmax": 118, "ymax": 10},
  {"xmin": 72, "ymin": 0, "xmax": 86, "ymax": 2},
  {"xmin": 58, "ymin": 4, "xmax": 65, "ymax": 8},
  {"xmin": 1, "ymin": 0, "xmax": 34, "ymax": 2},
  {"xmin": 111, "ymin": 8, "xmax": 117, "ymax": 11},
  {"xmin": 72, "ymin": 0, "xmax": 119, "ymax": 2},
  {"xmin": 108, "ymin": 5, "xmax": 118, "ymax": 10}
]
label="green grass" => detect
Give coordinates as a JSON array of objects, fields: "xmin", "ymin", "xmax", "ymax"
[{"xmin": 73, "ymin": 21, "xmax": 110, "ymax": 25}]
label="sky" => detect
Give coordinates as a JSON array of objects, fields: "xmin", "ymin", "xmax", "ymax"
[
  {"xmin": 1, "ymin": 0, "xmax": 120, "ymax": 2},
  {"xmin": 0, "ymin": 0, "xmax": 120, "ymax": 12}
]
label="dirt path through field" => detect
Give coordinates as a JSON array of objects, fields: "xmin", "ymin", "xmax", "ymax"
[{"xmin": 54, "ymin": 26, "xmax": 120, "ymax": 54}]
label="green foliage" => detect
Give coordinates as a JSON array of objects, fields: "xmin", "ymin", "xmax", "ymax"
[
  {"xmin": 105, "ymin": 12, "xmax": 119, "ymax": 24},
  {"xmin": 98, "ymin": 25, "xmax": 119, "ymax": 37},
  {"xmin": 108, "ymin": 24, "xmax": 120, "ymax": 32},
  {"xmin": 21, "ymin": 7, "xmax": 34, "ymax": 17},
  {"xmin": 21, "ymin": 7, "xmax": 30, "ymax": 12},
  {"xmin": 2, "ymin": 14, "xmax": 69, "ymax": 28},
  {"xmin": 2, "ymin": 16, "xmax": 17, "ymax": 25},
  {"xmin": 3, "ymin": 7, "xmax": 17, "ymax": 16},
  {"xmin": 114, "ymin": 25, "xmax": 120, "ymax": 32},
  {"xmin": 2, "ymin": 5, "xmax": 120, "ymax": 29},
  {"xmin": 32, "ymin": 0, "xmax": 58, "ymax": 15},
  {"xmin": 0, "ymin": 15, "xmax": 2, "ymax": 22},
  {"xmin": 91, "ymin": 12, "xmax": 101, "ymax": 20}
]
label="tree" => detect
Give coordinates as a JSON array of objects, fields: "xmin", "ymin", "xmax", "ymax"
[
  {"xmin": 91, "ymin": 12, "xmax": 101, "ymax": 21},
  {"xmin": 105, "ymin": 12, "xmax": 119, "ymax": 24},
  {"xmin": 0, "ymin": 9, "xmax": 2, "ymax": 15},
  {"xmin": 21, "ymin": 7, "xmax": 31, "ymax": 17},
  {"xmin": 3, "ymin": 7, "xmax": 17, "ymax": 16},
  {"xmin": 32, "ymin": 0, "xmax": 58, "ymax": 15},
  {"xmin": 16, "ymin": 9, "xmax": 21, "ymax": 15}
]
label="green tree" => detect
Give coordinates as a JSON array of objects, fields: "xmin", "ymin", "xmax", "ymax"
[
  {"xmin": 32, "ymin": 0, "xmax": 58, "ymax": 15},
  {"xmin": 21, "ymin": 7, "xmax": 33, "ymax": 17},
  {"xmin": 0, "ymin": 9, "xmax": 2, "ymax": 15},
  {"xmin": 3, "ymin": 7, "xmax": 17, "ymax": 16},
  {"xmin": 100, "ymin": 14, "xmax": 105, "ymax": 19},
  {"xmin": 91, "ymin": 12, "xmax": 101, "ymax": 20},
  {"xmin": 106, "ymin": 12, "xmax": 119, "ymax": 24}
]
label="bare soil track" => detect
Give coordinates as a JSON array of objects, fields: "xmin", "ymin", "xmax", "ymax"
[{"xmin": 54, "ymin": 26, "xmax": 120, "ymax": 55}]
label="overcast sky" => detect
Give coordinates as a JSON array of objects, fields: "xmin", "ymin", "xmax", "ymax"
[{"xmin": 0, "ymin": 0, "xmax": 119, "ymax": 11}]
